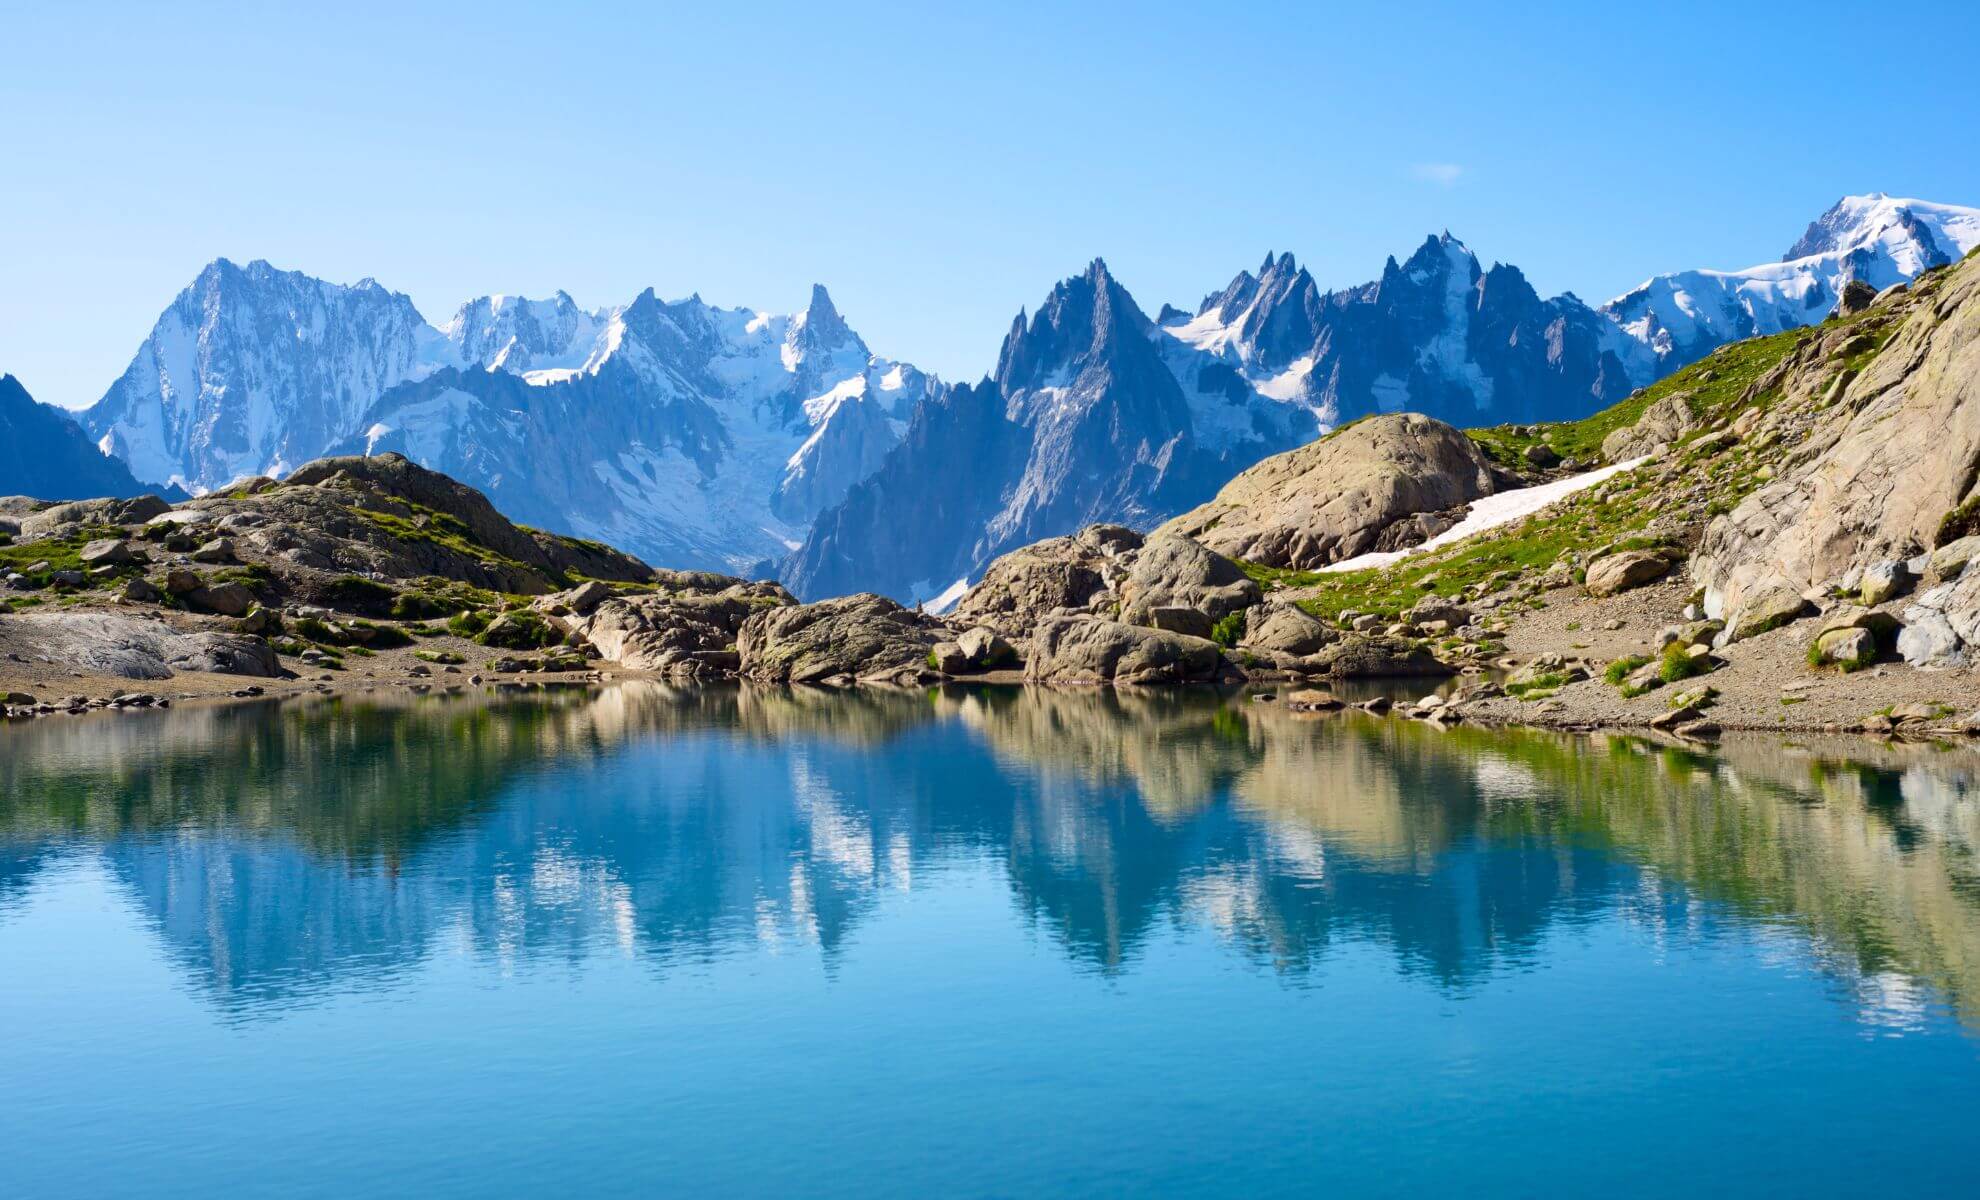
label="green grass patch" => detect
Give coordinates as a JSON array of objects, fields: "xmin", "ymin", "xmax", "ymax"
[
  {"xmin": 1657, "ymin": 642, "xmax": 1710, "ymax": 684},
  {"xmin": 1210, "ymin": 611, "xmax": 1245, "ymax": 649}
]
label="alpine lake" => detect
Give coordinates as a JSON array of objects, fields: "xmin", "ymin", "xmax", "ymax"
[{"xmin": 3, "ymin": 681, "xmax": 1979, "ymax": 1195}]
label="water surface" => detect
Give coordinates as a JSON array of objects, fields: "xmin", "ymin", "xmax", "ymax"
[{"xmin": 4, "ymin": 684, "xmax": 1979, "ymax": 1195}]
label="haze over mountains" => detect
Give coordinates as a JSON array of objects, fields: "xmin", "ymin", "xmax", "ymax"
[{"xmin": 10, "ymin": 193, "xmax": 1977, "ymax": 600}]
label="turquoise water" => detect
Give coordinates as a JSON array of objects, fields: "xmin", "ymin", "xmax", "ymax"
[{"xmin": 3, "ymin": 683, "xmax": 1979, "ymax": 1196}]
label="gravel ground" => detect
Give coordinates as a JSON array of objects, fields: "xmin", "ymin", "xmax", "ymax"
[{"xmin": 1462, "ymin": 581, "xmax": 1980, "ymax": 734}]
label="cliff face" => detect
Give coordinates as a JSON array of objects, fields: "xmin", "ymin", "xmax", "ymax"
[{"xmin": 1694, "ymin": 250, "xmax": 1980, "ymax": 648}]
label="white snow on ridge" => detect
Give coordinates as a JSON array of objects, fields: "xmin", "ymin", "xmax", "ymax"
[
  {"xmin": 1320, "ymin": 456, "xmax": 1650, "ymax": 575},
  {"xmin": 1602, "ymin": 194, "xmax": 1980, "ymax": 371}
]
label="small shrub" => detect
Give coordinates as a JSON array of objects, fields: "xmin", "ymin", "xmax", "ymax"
[
  {"xmin": 350, "ymin": 620, "xmax": 414, "ymax": 649},
  {"xmin": 475, "ymin": 611, "xmax": 555, "ymax": 650},
  {"xmin": 1657, "ymin": 642, "xmax": 1709, "ymax": 684},
  {"xmin": 291, "ymin": 616, "xmax": 347, "ymax": 645},
  {"xmin": 326, "ymin": 575, "xmax": 395, "ymax": 608},
  {"xmin": 1604, "ymin": 655, "xmax": 1650, "ymax": 686},
  {"xmin": 390, "ymin": 592, "xmax": 452, "ymax": 620},
  {"xmin": 1210, "ymin": 611, "xmax": 1245, "ymax": 649},
  {"xmin": 447, "ymin": 609, "xmax": 493, "ymax": 638}
]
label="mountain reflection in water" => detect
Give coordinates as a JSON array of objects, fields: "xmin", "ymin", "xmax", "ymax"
[{"xmin": 3, "ymin": 681, "xmax": 1979, "ymax": 1032}]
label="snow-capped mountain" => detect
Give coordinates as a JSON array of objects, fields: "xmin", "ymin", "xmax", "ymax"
[
  {"xmin": 787, "ymin": 241, "xmax": 1637, "ymax": 602},
  {"xmin": 1603, "ymin": 194, "xmax": 1980, "ymax": 372},
  {"xmin": 84, "ymin": 259, "xmax": 454, "ymax": 492},
  {"xmin": 1162, "ymin": 237, "xmax": 1633, "ymax": 429},
  {"xmin": 1, "ymin": 374, "xmax": 171, "ymax": 502},
  {"xmin": 789, "ymin": 260, "xmax": 1264, "ymax": 603},
  {"xmin": 343, "ymin": 284, "xmax": 936, "ymax": 574},
  {"xmin": 78, "ymin": 259, "xmax": 936, "ymax": 574}
]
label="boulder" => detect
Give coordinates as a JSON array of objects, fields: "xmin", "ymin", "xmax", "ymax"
[
  {"xmin": 1928, "ymin": 535, "xmax": 1980, "ymax": 579},
  {"xmin": 163, "ymin": 568, "xmax": 201, "ymax": 595},
  {"xmin": 1156, "ymin": 413, "xmax": 1507, "ymax": 570},
  {"xmin": 1858, "ymin": 559, "xmax": 1915, "ymax": 606},
  {"xmin": 1898, "ymin": 610, "xmax": 1964, "ymax": 668},
  {"xmin": 187, "ymin": 582, "xmax": 256, "ymax": 617},
  {"xmin": 121, "ymin": 576, "xmax": 160, "ymax": 603},
  {"xmin": 738, "ymin": 593, "xmax": 951, "ymax": 684},
  {"xmin": 1241, "ymin": 601, "xmax": 1336, "ymax": 657},
  {"xmin": 1726, "ymin": 587, "xmax": 1813, "ymax": 642},
  {"xmin": 569, "ymin": 577, "xmax": 785, "ymax": 674},
  {"xmin": 1117, "ymin": 533, "xmax": 1260, "ymax": 625},
  {"xmin": 929, "ymin": 641, "xmax": 972, "ymax": 675},
  {"xmin": 948, "ymin": 526, "xmax": 1133, "ymax": 636},
  {"xmin": 1584, "ymin": 550, "xmax": 1671, "ymax": 597},
  {"xmin": 1301, "ymin": 634, "xmax": 1452, "ymax": 678},
  {"xmin": 1023, "ymin": 617, "xmax": 1226, "ymax": 685},
  {"xmin": 1601, "ymin": 391, "xmax": 1699, "ymax": 461},
  {"xmin": 191, "ymin": 537, "xmax": 237, "ymax": 564},
  {"xmin": 1524, "ymin": 443, "xmax": 1561, "ymax": 469},
  {"xmin": 1811, "ymin": 626, "xmax": 1877, "ymax": 671},
  {"xmin": 1833, "ymin": 278, "xmax": 1878, "ymax": 317},
  {"xmin": 955, "ymin": 626, "xmax": 1018, "ymax": 670},
  {"xmin": 1146, "ymin": 605, "xmax": 1214, "ymax": 639},
  {"xmin": 78, "ymin": 538, "xmax": 141, "ymax": 568},
  {"xmin": 1406, "ymin": 599, "xmax": 1471, "ymax": 628}
]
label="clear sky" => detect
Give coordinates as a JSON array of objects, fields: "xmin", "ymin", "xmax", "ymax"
[{"xmin": 4, "ymin": 0, "xmax": 1977, "ymax": 410}]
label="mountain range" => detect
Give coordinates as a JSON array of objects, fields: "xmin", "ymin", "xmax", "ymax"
[{"xmin": 8, "ymin": 192, "xmax": 1976, "ymax": 598}]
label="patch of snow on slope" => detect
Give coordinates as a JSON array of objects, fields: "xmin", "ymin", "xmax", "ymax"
[
  {"xmin": 1320, "ymin": 456, "xmax": 1651, "ymax": 574},
  {"xmin": 926, "ymin": 577, "xmax": 972, "ymax": 614}
]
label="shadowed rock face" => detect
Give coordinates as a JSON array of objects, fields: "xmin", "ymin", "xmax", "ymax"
[
  {"xmin": 1694, "ymin": 253, "xmax": 1980, "ymax": 644},
  {"xmin": 0, "ymin": 375, "xmax": 167, "ymax": 503},
  {"xmin": 1158, "ymin": 413, "xmax": 1508, "ymax": 571}
]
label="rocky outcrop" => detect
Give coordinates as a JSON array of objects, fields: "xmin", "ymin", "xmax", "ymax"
[
  {"xmin": 0, "ymin": 612, "xmax": 280, "ymax": 680},
  {"xmin": 1584, "ymin": 549, "xmax": 1673, "ymax": 597},
  {"xmin": 1302, "ymin": 633, "xmax": 1452, "ymax": 678},
  {"xmin": 555, "ymin": 573, "xmax": 793, "ymax": 675},
  {"xmin": 1600, "ymin": 391, "xmax": 1700, "ymax": 461},
  {"xmin": 1023, "ymin": 617, "xmax": 1228, "ymax": 685},
  {"xmin": 1156, "ymin": 414, "xmax": 1507, "ymax": 570},
  {"xmin": 737, "ymin": 593, "xmax": 950, "ymax": 684},
  {"xmin": 948, "ymin": 524, "xmax": 1141, "ymax": 636},
  {"xmin": 1118, "ymin": 533, "xmax": 1261, "ymax": 623},
  {"xmin": 1693, "ymin": 253, "xmax": 1980, "ymax": 646},
  {"xmin": 1240, "ymin": 601, "xmax": 1337, "ymax": 657}
]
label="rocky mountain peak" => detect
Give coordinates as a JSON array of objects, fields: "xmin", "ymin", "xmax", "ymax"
[{"xmin": 787, "ymin": 282, "xmax": 865, "ymax": 364}]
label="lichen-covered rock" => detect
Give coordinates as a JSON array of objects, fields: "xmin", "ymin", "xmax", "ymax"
[
  {"xmin": 1811, "ymin": 626, "xmax": 1877, "ymax": 671},
  {"xmin": 738, "ymin": 593, "xmax": 950, "ymax": 684},
  {"xmin": 1023, "ymin": 617, "xmax": 1226, "ymax": 685},
  {"xmin": 1156, "ymin": 413, "xmax": 1506, "ymax": 571},
  {"xmin": 1726, "ymin": 586, "xmax": 1813, "ymax": 642},
  {"xmin": 1584, "ymin": 550, "xmax": 1671, "ymax": 597}
]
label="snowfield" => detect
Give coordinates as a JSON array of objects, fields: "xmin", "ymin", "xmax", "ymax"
[{"xmin": 1320, "ymin": 456, "xmax": 1651, "ymax": 574}]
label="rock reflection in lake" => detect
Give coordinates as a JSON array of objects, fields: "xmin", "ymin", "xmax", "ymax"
[{"xmin": 4, "ymin": 680, "xmax": 1978, "ymax": 1034}]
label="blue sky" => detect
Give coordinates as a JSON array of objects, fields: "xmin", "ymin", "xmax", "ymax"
[{"xmin": 4, "ymin": 0, "xmax": 1977, "ymax": 409}]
